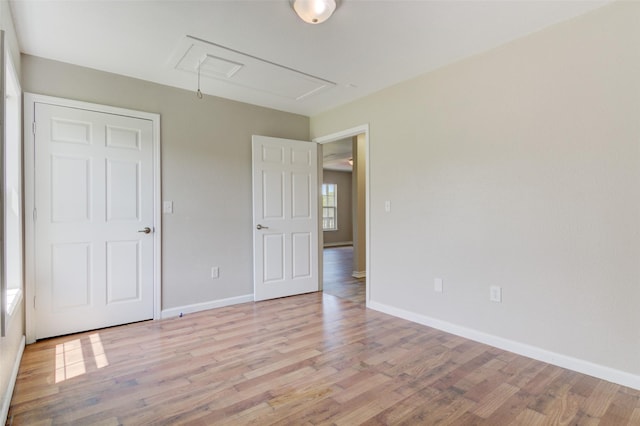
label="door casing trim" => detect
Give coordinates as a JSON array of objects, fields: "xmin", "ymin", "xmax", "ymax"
[{"xmin": 23, "ymin": 93, "xmax": 162, "ymax": 343}]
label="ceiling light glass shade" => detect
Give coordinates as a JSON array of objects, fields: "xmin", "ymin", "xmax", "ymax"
[{"xmin": 292, "ymin": 0, "xmax": 337, "ymax": 24}]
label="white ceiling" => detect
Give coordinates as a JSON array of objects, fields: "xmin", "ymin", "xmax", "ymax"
[
  {"xmin": 323, "ymin": 138, "xmax": 353, "ymax": 172},
  {"xmin": 10, "ymin": 0, "xmax": 611, "ymax": 117}
]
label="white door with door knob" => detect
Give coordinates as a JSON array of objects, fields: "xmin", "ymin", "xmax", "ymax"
[
  {"xmin": 252, "ymin": 135, "xmax": 319, "ymax": 301},
  {"xmin": 32, "ymin": 100, "xmax": 157, "ymax": 339}
]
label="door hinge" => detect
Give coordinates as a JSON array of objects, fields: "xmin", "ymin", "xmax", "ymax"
[
  {"xmin": 33, "ymin": 208, "xmax": 37, "ymax": 222},
  {"xmin": 32, "ymin": 121, "xmax": 36, "ymax": 135},
  {"xmin": 33, "ymin": 296, "xmax": 36, "ymax": 309}
]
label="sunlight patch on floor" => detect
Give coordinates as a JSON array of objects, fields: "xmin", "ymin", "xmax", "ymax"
[
  {"xmin": 55, "ymin": 333, "xmax": 109, "ymax": 383},
  {"xmin": 90, "ymin": 333, "xmax": 109, "ymax": 369},
  {"xmin": 55, "ymin": 339, "xmax": 85, "ymax": 383}
]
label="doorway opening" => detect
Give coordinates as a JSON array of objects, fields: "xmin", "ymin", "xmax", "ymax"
[{"xmin": 315, "ymin": 125, "xmax": 369, "ymax": 306}]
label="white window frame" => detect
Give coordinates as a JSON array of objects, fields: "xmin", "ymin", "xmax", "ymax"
[
  {"xmin": 1, "ymin": 32, "xmax": 23, "ymax": 336},
  {"xmin": 322, "ymin": 183, "xmax": 338, "ymax": 231},
  {"xmin": 0, "ymin": 31, "xmax": 24, "ymax": 336}
]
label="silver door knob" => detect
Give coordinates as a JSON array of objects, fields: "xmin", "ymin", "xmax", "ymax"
[
  {"xmin": 256, "ymin": 224, "xmax": 269, "ymax": 230},
  {"xmin": 138, "ymin": 227, "xmax": 152, "ymax": 234}
]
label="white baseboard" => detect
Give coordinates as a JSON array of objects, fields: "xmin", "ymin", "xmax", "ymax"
[
  {"xmin": 352, "ymin": 271, "xmax": 366, "ymax": 278},
  {"xmin": 368, "ymin": 300, "xmax": 640, "ymax": 391},
  {"xmin": 323, "ymin": 241, "xmax": 353, "ymax": 248},
  {"xmin": 161, "ymin": 294, "xmax": 254, "ymax": 319},
  {"xmin": 1, "ymin": 335, "xmax": 25, "ymax": 425}
]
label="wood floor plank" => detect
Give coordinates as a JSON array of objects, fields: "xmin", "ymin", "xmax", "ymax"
[
  {"xmin": 536, "ymin": 382, "xmax": 582, "ymax": 425},
  {"xmin": 628, "ymin": 407, "xmax": 640, "ymax": 425},
  {"xmin": 365, "ymin": 388, "xmax": 442, "ymax": 425},
  {"xmin": 599, "ymin": 389, "xmax": 640, "ymax": 425},
  {"xmin": 482, "ymin": 390, "xmax": 536, "ymax": 425},
  {"xmin": 401, "ymin": 389, "xmax": 475, "ymax": 425},
  {"xmin": 331, "ymin": 390, "xmax": 407, "ymax": 425},
  {"xmin": 583, "ymin": 380, "xmax": 621, "ymax": 418},
  {"xmin": 332, "ymin": 372, "xmax": 392, "ymax": 404},
  {"xmin": 472, "ymin": 382, "xmax": 521, "ymax": 418},
  {"xmin": 510, "ymin": 408, "xmax": 547, "ymax": 425}
]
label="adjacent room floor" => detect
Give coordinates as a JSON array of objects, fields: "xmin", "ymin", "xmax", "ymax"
[{"xmin": 322, "ymin": 246, "xmax": 365, "ymax": 305}]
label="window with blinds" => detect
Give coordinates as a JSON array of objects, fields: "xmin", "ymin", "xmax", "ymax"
[{"xmin": 322, "ymin": 183, "xmax": 337, "ymax": 231}]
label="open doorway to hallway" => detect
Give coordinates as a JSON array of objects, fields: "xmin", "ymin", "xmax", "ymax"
[{"xmin": 318, "ymin": 129, "xmax": 368, "ymax": 305}]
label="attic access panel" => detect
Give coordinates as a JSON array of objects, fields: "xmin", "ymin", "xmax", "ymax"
[{"xmin": 173, "ymin": 35, "xmax": 336, "ymax": 101}]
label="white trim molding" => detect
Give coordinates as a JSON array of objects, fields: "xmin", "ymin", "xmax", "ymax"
[
  {"xmin": 1, "ymin": 335, "xmax": 25, "ymax": 424},
  {"xmin": 161, "ymin": 294, "xmax": 254, "ymax": 319},
  {"xmin": 352, "ymin": 271, "xmax": 366, "ymax": 279},
  {"xmin": 368, "ymin": 300, "xmax": 640, "ymax": 391}
]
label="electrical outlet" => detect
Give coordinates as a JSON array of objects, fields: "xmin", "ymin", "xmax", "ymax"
[
  {"xmin": 211, "ymin": 266, "xmax": 220, "ymax": 279},
  {"xmin": 434, "ymin": 278, "xmax": 443, "ymax": 293},
  {"xmin": 490, "ymin": 286, "xmax": 502, "ymax": 303}
]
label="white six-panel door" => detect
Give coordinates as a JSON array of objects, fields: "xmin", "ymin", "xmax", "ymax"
[
  {"xmin": 252, "ymin": 135, "xmax": 319, "ymax": 301},
  {"xmin": 34, "ymin": 102, "xmax": 155, "ymax": 339}
]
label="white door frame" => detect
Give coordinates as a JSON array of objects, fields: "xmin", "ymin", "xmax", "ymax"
[
  {"xmin": 314, "ymin": 124, "xmax": 370, "ymax": 306},
  {"xmin": 24, "ymin": 93, "xmax": 162, "ymax": 343}
]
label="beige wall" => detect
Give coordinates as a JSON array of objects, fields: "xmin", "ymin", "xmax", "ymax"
[
  {"xmin": 311, "ymin": 1, "xmax": 640, "ymax": 377},
  {"xmin": 323, "ymin": 169, "xmax": 352, "ymax": 246},
  {"xmin": 21, "ymin": 55, "xmax": 309, "ymax": 311},
  {"xmin": 0, "ymin": 0, "xmax": 23, "ymax": 419}
]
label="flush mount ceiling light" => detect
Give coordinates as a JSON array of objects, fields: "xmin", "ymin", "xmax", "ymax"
[{"xmin": 291, "ymin": 0, "xmax": 337, "ymax": 24}]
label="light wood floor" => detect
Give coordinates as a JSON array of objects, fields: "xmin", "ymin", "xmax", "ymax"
[
  {"xmin": 323, "ymin": 246, "xmax": 366, "ymax": 305},
  {"xmin": 8, "ymin": 266, "xmax": 640, "ymax": 424}
]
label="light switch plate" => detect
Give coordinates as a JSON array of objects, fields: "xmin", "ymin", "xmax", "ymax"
[
  {"xmin": 384, "ymin": 200, "xmax": 391, "ymax": 212},
  {"xmin": 434, "ymin": 278, "xmax": 443, "ymax": 293},
  {"xmin": 163, "ymin": 201, "xmax": 173, "ymax": 214},
  {"xmin": 490, "ymin": 286, "xmax": 502, "ymax": 303}
]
